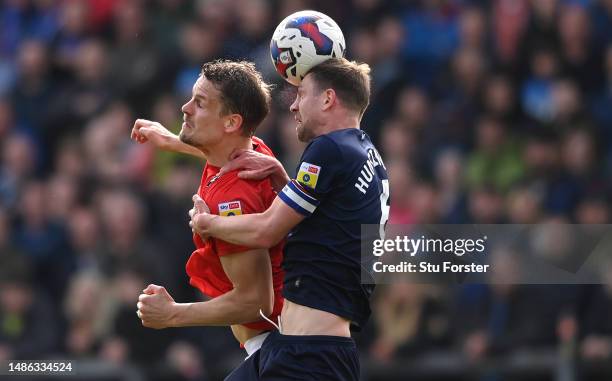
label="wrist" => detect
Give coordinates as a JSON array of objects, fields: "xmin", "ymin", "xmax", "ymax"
[
  {"xmin": 166, "ymin": 133, "xmax": 182, "ymax": 150},
  {"xmin": 271, "ymin": 162, "xmax": 290, "ymax": 191},
  {"xmin": 169, "ymin": 302, "xmax": 188, "ymax": 327},
  {"xmin": 195, "ymin": 213, "xmax": 218, "ymax": 235}
]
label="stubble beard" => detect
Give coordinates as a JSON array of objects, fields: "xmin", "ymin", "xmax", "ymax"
[
  {"xmin": 179, "ymin": 129, "xmax": 196, "ymax": 147},
  {"xmin": 297, "ymin": 122, "xmax": 314, "ymax": 143}
]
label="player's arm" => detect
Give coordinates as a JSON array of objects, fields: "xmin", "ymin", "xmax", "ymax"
[
  {"xmin": 173, "ymin": 248, "xmax": 274, "ymax": 326},
  {"xmin": 194, "ymin": 195, "xmax": 304, "ymax": 249},
  {"xmin": 131, "ymin": 119, "xmax": 206, "ymax": 159},
  {"xmin": 219, "ymin": 149, "xmax": 290, "ymax": 192},
  {"xmin": 138, "ymin": 248, "xmax": 273, "ymax": 328},
  {"xmin": 192, "ymin": 177, "xmax": 324, "ymax": 248},
  {"xmin": 193, "ymin": 137, "xmax": 337, "ymax": 247}
]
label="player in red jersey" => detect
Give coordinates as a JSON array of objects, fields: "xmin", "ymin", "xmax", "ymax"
[{"xmin": 130, "ymin": 60, "xmax": 284, "ymax": 361}]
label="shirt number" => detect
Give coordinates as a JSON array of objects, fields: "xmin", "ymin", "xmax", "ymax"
[{"xmin": 379, "ymin": 179, "xmax": 390, "ymax": 239}]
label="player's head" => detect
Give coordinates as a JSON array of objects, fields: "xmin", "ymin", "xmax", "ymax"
[
  {"xmin": 180, "ymin": 60, "xmax": 272, "ymax": 149},
  {"xmin": 290, "ymin": 58, "xmax": 371, "ymax": 142}
]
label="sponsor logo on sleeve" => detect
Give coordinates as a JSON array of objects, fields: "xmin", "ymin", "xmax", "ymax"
[
  {"xmin": 297, "ymin": 162, "xmax": 321, "ymax": 189},
  {"xmin": 218, "ymin": 201, "xmax": 242, "ymax": 216}
]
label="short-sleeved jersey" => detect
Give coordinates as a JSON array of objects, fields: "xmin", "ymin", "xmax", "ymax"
[
  {"xmin": 278, "ymin": 128, "xmax": 389, "ymax": 330},
  {"xmin": 186, "ymin": 137, "xmax": 284, "ymax": 331}
]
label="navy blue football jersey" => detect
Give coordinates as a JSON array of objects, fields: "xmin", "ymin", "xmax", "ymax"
[{"xmin": 278, "ymin": 128, "xmax": 389, "ymax": 330}]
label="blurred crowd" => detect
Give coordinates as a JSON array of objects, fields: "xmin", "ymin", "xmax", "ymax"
[{"xmin": 1, "ymin": 0, "xmax": 612, "ymax": 380}]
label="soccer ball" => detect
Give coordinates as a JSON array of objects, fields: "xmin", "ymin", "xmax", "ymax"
[{"xmin": 270, "ymin": 10, "xmax": 345, "ymax": 86}]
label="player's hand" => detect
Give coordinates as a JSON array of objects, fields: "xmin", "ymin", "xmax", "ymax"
[
  {"xmin": 131, "ymin": 119, "xmax": 178, "ymax": 150},
  {"xmin": 189, "ymin": 194, "xmax": 213, "ymax": 239},
  {"xmin": 220, "ymin": 149, "xmax": 289, "ymax": 192},
  {"xmin": 137, "ymin": 284, "xmax": 177, "ymax": 329}
]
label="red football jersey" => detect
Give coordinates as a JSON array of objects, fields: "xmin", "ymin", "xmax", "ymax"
[{"xmin": 186, "ymin": 137, "xmax": 284, "ymax": 331}]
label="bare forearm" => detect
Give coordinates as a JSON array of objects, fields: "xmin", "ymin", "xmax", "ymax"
[
  {"xmin": 171, "ymin": 290, "xmax": 261, "ymax": 327},
  {"xmin": 168, "ymin": 136, "xmax": 206, "ymax": 159},
  {"xmin": 205, "ymin": 213, "xmax": 273, "ymax": 248}
]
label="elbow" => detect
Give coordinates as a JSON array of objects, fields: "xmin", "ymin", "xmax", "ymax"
[
  {"xmin": 241, "ymin": 292, "xmax": 272, "ymax": 321},
  {"xmin": 252, "ymin": 220, "xmax": 283, "ymax": 249},
  {"xmin": 258, "ymin": 297, "xmax": 273, "ymax": 318},
  {"xmin": 260, "ymin": 289, "xmax": 274, "ymax": 317},
  {"xmin": 251, "ymin": 236, "xmax": 272, "ymax": 249}
]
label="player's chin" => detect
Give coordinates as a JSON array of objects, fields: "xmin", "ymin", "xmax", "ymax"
[
  {"xmin": 178, "ymin": 129, "xmax": 191, "ymax": 144},
  {"xmin": 296, "ymin": 125, "xmax": 311, "ymax": 142}
]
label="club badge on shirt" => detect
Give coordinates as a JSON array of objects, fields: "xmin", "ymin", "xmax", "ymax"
[
  {"xmin": 297, "ymin": 162, "xmax": 321, "ymax": 189},
  {"xmin": 218, "ymin": 201, "xmax": 242, "ymax": 216}
]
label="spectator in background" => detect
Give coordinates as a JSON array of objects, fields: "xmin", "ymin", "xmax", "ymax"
[
  {"xmin": 481, "ymin": 73, "xmax": 518, "ymax": 124},
  {"xmin": 0, "ymin": 255, "xmax": 60, "ymax": 360},
  {"xmin": 467, "ymin": 186, "xmax": 505, "ymax": 224},
  {"xmin": 46, "ymin": 38, "xmax": 112, "ymax": 158},
  {"xmin": 0, "ymin": 132, "xmax": 37, "ymax": 209},
  {"xmin": 13, "ymin": 180, "xmax": 74, "ymax": 303},
  {"xmin": 174, "ymin": 22, "xmax": 220, "ymax": 98},
  {"xmin": 380, "ymin": 118, "xmax": 416, "ymax": 164},
  {"xmin": 434, "ymin": 148, "xmax": 465, "ymax": 222},
  {"xmin": 458, "ymin": 6, "xmax": 488, "ymax": 54},
  {"xmin": 434, "ymin": 47, "xmax": 487, "ymax": 150},
  {"xmin": 67, "ymin": 207, "xmax": 104, "ymax": 272},
  {"xmin": 558, "ymin": 4, "xmax": 603, "ymax": 93},
  {"xmin": 591, "ymin": 45, "xmax": 612, "ymax": 153},
  {"xmin": 11, "ymin": 39, "xmax": 53, "ymax": 140},
  {"xmin": 370, "ymin": 284, "xmax": 450, "ymax": 362},
  {"xmin": 108, "ymin": 0, "xmax": 160, "ymax": 112},
  {"xmin": 521, "ymin": 47, "xmax": 560, "ymax": 122},
  {"xmin": 223, "ymin": 0, "xmax": 274, "ymax": 76},
  {"xmin": 0, "ymin": 98, "xmax": 14, "ymax": 140},
  {"xmin": 101, "ymin": 266, "xmax": 189, "ymax": 381},
  {"xmin": 95, "ymin": 187, "xmax": 174, "ymax": 291},
  {"xmin": 0, "ymin": 207, "xmax": 23, "ymax": 262},
  {"xmin": 408, "ymin": 181, "xmax": 441, "ymax": 224},
  {"xmin": 506, "ymin": 184, "xmax": 544, "ymax": 224},
  {"xmin": 64, "ymin": 270, "xmax": 113, "ymax": 358},
  {"xmin": 517, "ymin": 0, "xmax": 560, "ymax": 78},
  {"xmin": 575, "ymin": 195, "xmax": 610, "ymax": 224},
  {"xmin": 387, "ymin": 160, "xmax": 414, "ymax": 224},
  {"xmin": 581, "ymin": 261, "xmax": 612, "ymax": 362},
  {"xmin": 465, "ymin": 116, "xmax": 524, "ymax": 192},
  {"xmin": 52, "ymin": 0, "xmax": 90, "ymax": 74},
  {"xmin": 371, "ymin": 16, "xmax": 405, "ymax": 93},
  {"xmin": 492, "ymin": 0, "xmax": 530, "ymax": 66}
]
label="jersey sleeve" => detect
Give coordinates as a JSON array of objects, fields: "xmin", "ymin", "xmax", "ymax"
[
  {"xmin": 209, "ymin": 178, "xmax": 268, "ymax": 256},
  {"xmin": 278, "ymin": 135, "xmax": 343, "ymax": 216}
]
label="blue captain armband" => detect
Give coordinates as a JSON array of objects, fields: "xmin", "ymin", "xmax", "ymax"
[{"xmin": 279, "ymin": 180, "xmax": 320, "ymax": 216}]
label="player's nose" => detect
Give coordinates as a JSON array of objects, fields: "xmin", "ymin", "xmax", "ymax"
[
  {"xmin": 289, "ymin": 98, "xmax": 299, "ymax": 112},
  {"xmin": 181, "ymin": 99, "xmax": 193, "ymax": 115}
]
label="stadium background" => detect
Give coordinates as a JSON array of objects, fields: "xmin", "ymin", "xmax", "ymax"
[{"xmin": 1, "ymin": 0, "xmax": 612, "ymax": 380}]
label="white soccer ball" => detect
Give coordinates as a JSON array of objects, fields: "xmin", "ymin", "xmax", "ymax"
[{"xmin": 270, "ymin": 10, "xmax": 346, "ymax": 86}]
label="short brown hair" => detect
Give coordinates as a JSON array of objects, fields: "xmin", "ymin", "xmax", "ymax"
[
  {"xmin": 306, "ymin": 58, "xmax": 371, "ymax": 117},
  {"xmin": 201, "ymin": 60, "xmax": 272, "ymax": 136}
]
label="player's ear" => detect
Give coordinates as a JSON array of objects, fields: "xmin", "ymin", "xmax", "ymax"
[
  {"xmin": 322, "ymin": 89, "xmax": 336, "ymax": 111},
  {"xmin": 224, "ymin": 114, "xmax": 243, "ymax": 134}
]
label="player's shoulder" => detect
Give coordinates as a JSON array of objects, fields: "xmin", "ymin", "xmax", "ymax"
[
  {"xmin": 306, "ymin": 128, "xmax": 369, "ymax": 161},
  {"xmin": 207, "ymin": 171, "xmax": 271, "ymax": 209},
  {"xmin": 252, "ymin": 136, "xmax": 276, "ymax": 157}
]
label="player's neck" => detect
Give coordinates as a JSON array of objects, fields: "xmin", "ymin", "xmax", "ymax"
[
  {"xmin": 319, "ymin": 113, "xmax": 360, "ymax": 136},
  {"xmin": 204, "ymin": 136, "xmax": 253, "ymax": 168}
]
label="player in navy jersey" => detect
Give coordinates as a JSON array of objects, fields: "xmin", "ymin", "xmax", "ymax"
[{"xmin": 192, "ymin": 58, "xmax": 389, "ymax": 381}]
